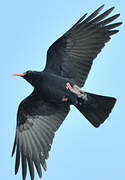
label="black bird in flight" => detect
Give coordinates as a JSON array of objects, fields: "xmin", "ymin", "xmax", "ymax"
[{"xmin": 12, "ymin": 5, "xmax": 122, "ymax": 180}]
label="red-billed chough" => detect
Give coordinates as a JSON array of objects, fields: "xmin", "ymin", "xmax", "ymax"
[{"xmin": 12, "ymin": 5, "xmax": 122, "ymax": 180}]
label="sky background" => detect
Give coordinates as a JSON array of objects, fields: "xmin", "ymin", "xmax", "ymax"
[{"xmin": 0, "ymin": 0, "xmax": 125, "ymax": 180}]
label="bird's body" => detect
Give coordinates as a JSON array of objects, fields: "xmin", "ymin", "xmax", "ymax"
[
  {"xmin": 11, "ymin": 5, "xmax": 122, "ymax": 180},
  {"xmin": 24, "ymin": 71, "xmax": 74, "ymax": 103},
  {"xmin": 36, "ymin": 71, "xmax": 73, "ymax": 102}
]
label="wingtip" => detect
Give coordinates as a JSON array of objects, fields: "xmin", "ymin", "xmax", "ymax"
[
  {"xmin": 11, "ymin": 139, "xmax": 16, "ymax": 157},
  {"xmin": 93, "ymin": 4, "xmax": 104, "ymax": 16},
  {"xmin": 78, "ymin": 13, "xmax": 88, "ymax": 24},
  {"xmin": 117, "ymin": 22, "xmax": 123, "ymax": 26},
  {"xmin": 111, "ymin": 6, "xmax": 115, "ymax": 10},
  {"xmin": 11, "ymin": 148, "xmax": 15, "ymax": 157},
  {"xmin": 11, "ymin": 152, "xmax": 14, "ymax": 157},
  {"xmin": 101, "ymin": 4, "xmax": 105, "ymax": 8},
  {"xmin": 106, "ymin": 6, "xmax": 115, "ymax": 15},
  {"xmin": 43, "ymin": 163, "xmax": 47, "ymax": 171},
  {"xmin": 109, "ymin": 30, "xmax": 119, "ymax": 36},
  {"xmin": 15, "ymin": 170, "xmax": 17, "ymax": 175},
  {"xmin": 39, "ymin": 171, "xmax": 42, "ymax": 178},
  {"xmin": 110, "ymin": 6, "xmax": 115, "ymax": 13},
  {"xmin": 98, "ymin": 4, "xmax": 105, "ymax": 11},
  {"xmin": 115, "ymin": 13, "xmax": 120, "ymax": 18}
]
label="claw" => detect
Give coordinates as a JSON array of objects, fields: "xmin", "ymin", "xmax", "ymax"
[{"xmin": 66, "ymin": 82, "xmax": 72, "ymax": 90}]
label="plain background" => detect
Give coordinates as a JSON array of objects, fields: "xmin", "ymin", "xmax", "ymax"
[{"xmin": 0, "ymin": 0, "xmax": 124, "ymax": 180}]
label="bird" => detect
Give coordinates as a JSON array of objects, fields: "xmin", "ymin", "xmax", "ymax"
[{"xmin": 11, "ymin": 5, "xmax": 122, "ymax": 180}]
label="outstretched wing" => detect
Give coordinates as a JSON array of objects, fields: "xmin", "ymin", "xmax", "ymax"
[
  {"xmin": 12, "ymin": 91, "xmax": 70, "ymax": 180},
  {"xmin": 45, "ymin": 5, "xmax": 122, "ymax": 87}
]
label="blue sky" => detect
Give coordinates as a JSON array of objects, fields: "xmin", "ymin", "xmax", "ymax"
[{"xmin": 0, "ymin": 0, "xmax": 124, "ymax": 180}]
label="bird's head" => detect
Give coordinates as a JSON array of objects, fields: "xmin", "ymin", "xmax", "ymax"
[{"xmin": 12, "ymin": 70, "xmax": 41, "ymax": 87}]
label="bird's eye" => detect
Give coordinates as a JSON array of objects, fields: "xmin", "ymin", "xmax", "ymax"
[{"xmin": 26, "ymin": 70, "xmax": 32, "ymax": 75}]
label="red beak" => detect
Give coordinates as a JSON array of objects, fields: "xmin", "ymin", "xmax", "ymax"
[{"xmin": 12, "ymin": 73, "xmax": 25, "ymax": 77}]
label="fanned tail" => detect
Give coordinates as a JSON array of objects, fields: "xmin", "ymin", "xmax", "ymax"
[{"xmin": 73, "ymin": 91, "xmax": 116, "ymax": 127}]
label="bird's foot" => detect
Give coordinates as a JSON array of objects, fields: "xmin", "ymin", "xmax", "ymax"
[
  {"xmin": 66, "ymin": 82, "xmax": 72, "ymax": 90},
  {"xmin": 76, "ymin": 97, "xmax": 83, "ymax": 105},
  {"xmin": 61, "ymin": 97, "xmax": 69, "ymax": 102}
]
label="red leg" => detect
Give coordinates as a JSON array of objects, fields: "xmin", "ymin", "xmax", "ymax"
[
  {"xmin": 61, "ymin": 97, "xmax": 69, "ymax": 102},
  {"xmin": 66, "ymin": 82, "xmax": 72, "ymax": 90}
]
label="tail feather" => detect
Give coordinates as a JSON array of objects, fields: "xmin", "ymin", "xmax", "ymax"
[{"xmin": 74, "ymin": 92, "xmax": 116, "ymax": 127}]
